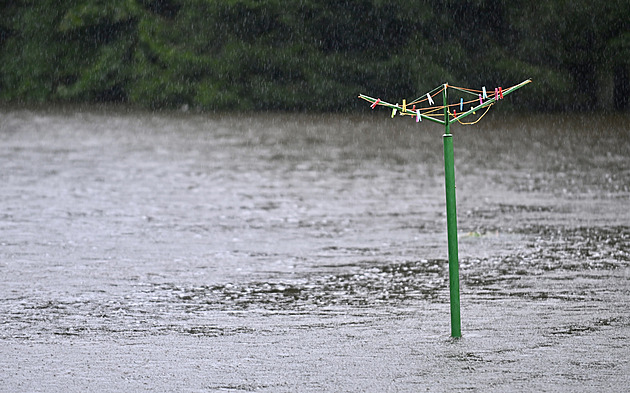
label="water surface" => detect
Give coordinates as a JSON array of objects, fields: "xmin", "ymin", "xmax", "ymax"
[{"xmin": 1, "ymin": 108, "xmax": 628, "ymax": 392}]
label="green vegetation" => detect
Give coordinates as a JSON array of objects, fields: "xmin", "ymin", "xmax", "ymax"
[{"xmin": 1, "ymin": 0, "xmax": 628, "ymax": 111}]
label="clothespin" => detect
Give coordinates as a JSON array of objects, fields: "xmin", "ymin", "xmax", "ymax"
[
  {"xmin": 494, "ymin": 88, "xmax": 498, "ymax": 100},
  {"xmin": 416, "ymin": 109, "xmax": 421, "ymax": 122},
  {"xmin": 472, "ymin": 106, "xmax": 476, "ymax": 115},
  {"xmin": 392, "ymin": 106, "xmax": 397, "ymax": 118},
  {"xmin": 482, "ymin": 86, "xmax": 488, "ymax": 99},
  {"xmin": 412, "ymin": 105, "xmax": 416, "ymax": 112},
  {"xmin": 460, "ymin": 98, "xmax": 463, "ymax": 111},
  {"xmin": 402, "ymin": 99, "xmax": 406, "ymax": 112},
  {"xmin": 499, "ymin": 87, "xmax": 504, "ymax": 99},
  {"xmin": 479, "ymin": 94, "xmax": 483, "ymax": 105},
  {"xmin": 453, "ymin": 109, "xmax": 457, "ymax": 118},
  {"xmin": 427, "ymin": 93, "xmax": 434, "ymax": 105},
  {"xmin": 371, "ymin": 98, "xmax": 380, "ymax": 109}
]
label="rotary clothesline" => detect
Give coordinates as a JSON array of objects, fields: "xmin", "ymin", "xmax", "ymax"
[
  {"xmin": 357, "ymin": 79, "xmax": 532, "ymax": 338},
  {"xmin": 358, "ymin": 79, "xmax": 532, "ymax": 126}
]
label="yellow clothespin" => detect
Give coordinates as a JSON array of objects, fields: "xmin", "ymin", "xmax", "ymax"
[{"xmin": 402, "ymin": 99, "xmax": 406, "ymax": 113}]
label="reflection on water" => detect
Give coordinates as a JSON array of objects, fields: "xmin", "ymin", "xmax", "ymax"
[{"xmin": 0, "ymin": 108, "xmax": 629, "ymax": 390}]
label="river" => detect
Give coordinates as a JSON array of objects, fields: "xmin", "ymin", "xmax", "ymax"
[{"xmin": 1, "ymin": 107, "xmax": 629, "ymax": 392}]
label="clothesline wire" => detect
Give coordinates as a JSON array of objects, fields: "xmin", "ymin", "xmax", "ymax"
[
  {"xmin": 363, "ymin": 82, "xmax": 513, "ymax": 122},
  {"xmin": 406, "ymin": 84, "xmax": 504, "ymax": 107},
  {"xmin": 451, "ymin": 103, "xmax": 493, "ymax": 125},
  {"xmin": 407, "ymin": 86, "xmax": 444, "ymax": 107}
]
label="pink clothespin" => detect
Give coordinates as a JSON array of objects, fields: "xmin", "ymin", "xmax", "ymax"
[
  {"xmin": 494, "ymin": 88, "xmax": 498, "ymax": 100},
  {"xmin": 371, "ymin": 98, "xmax": 380, "ymax": 109},
  {"xmin": 479, "ymin": 94, "xmax": 483, "ymax": 105}
]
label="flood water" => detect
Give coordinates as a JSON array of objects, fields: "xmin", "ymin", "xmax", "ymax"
[{"xmin": 1, "ymin": 108, "xmax": 629, "ymax": 392}]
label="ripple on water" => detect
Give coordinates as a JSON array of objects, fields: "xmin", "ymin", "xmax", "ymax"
[{"xmin": 148, "ymin": 259, "xmax": 449, "ymax": 312}]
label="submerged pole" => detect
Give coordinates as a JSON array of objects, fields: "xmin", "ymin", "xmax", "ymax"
[{"xmin": 442, "ymin": 84, "xmax": 461, "ymax": 338}]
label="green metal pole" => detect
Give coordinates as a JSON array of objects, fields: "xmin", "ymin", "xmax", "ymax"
[{"xmin": 442, "ymin": 84, "xmax": 461, "ymax": 338}]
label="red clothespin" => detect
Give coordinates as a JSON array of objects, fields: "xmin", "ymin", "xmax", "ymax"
[
  {"xmin": 499, "ymin": 87, "xmax": 504, "ymax": 99},
  {"xmin": 371, "ymin": 98, "xmax": 380, "ymax": 109},
  {"xmin": 453, "ymin": 109, "xmax": 457, "ymax": 118}
]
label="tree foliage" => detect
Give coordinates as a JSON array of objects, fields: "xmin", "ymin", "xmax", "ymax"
[{"xmin": 0, "ymin": 0, "xmax": 628, "ymax": 111}]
